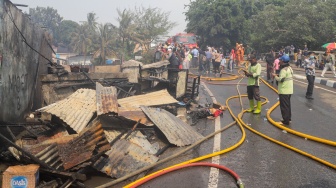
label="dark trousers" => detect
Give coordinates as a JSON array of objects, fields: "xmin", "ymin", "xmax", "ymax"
[
  {"xmin": 306, "ymin": 75, "xmax": 315, "ymax": 97},
  {"xmin": 199, "ymin": 60, "xmax": 204, "ymax": 71},
  {"xmin": 213, "ymin": 62, "xmax": 220, "ymax": 74},
  {"xmin": 247, "ymin": 85, "xmax": 260, "ymax": 101},
  {"xmin": 204, "ymin": 59, "xmax": 211, "ymax": 72},
  {"xmin": 192, "ymin": 57, "xmax": 198, "ymax": 68},
  {"xmin": 266, "ymin": 64, "xmax": 272, "ymax": 80},
  {"xmin": 279, "ymin": 94, "xmax": 291, "ymax": 124}
]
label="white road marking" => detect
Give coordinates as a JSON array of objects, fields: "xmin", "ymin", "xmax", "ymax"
[
  {"xmin": 201, "ymin": 82, "xmax": 220, "ymax": 188},
  {"xmin": 293, "ymin": 79, "xmax": 336, "ymax": 94}
]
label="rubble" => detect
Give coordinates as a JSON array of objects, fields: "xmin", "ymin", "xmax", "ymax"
[{"xmin": 0, "ymin": 82, "xmax": 202, "ymax": 187}]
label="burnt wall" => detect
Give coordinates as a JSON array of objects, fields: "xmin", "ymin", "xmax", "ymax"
[{"xmin": 0, "ymin": 0, "xmax": 51, "ymax": 122}]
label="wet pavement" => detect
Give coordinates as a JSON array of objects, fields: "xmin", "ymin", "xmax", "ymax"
[
  {"xmin": 86, "ymin": 63, "xmax": 336, "ymax": 188},
  {"xmin": 129, "ymin": 65, "xmax": 336, "ymax": 188}
]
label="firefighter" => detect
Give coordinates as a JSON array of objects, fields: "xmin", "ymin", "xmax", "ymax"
[
  {"xmin": 243, "ymin": 54, "xmax": 262, "ymax": 114},
  {"xmin": 272, "ymin": 55, "xmax": 293, "ymax": 125}
]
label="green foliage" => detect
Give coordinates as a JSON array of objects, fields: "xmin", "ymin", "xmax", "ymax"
[
  {"xmin": 96, "ymin": 23, "xmax": 118, "ymax": 64},
  {"xmin": 185, "ymin": 0, "xmax": 251, "ymax": 49},
  {"xmin": 185, "ymin": 0, "xmax": 336, "ymax": 53},
  {"xmin": 58, "ymin": 20, "xmax": 79, "ymax": 47},
  {"xmin": 28, "ymin": 5, "xmax": 175, "ymax": 62},
  {"xmin": 133, "ymin": 6, "xmax": 177, "ymax": 51},
  {"xmin": 70, "ymin": 24, "xmax": 92, "ymax": 56},
  {"xmin": 29, "ymin": 7, "xmax": 63, "ymax": 45}
]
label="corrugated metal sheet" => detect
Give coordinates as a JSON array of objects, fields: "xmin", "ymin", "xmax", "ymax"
[
  {"xmin": 58, "ymin": 121, "xmax": 110, "ymax": 170},
  {"xmin": 96, "ymin": 82, "xmax": 118, "ymax": 115},
  {"xmin": 93, "ymin": 138, "xmax": 158, "ymax": 178},
  {"xmin": 142, "ymin": 60, "xmax": 170, "ymax": 69},
  {"xmin": 11, "ymin": 120, "xmax": 110, "ymax": 170},
  {"xmin": 104, "ymin": 130, "xmax": 158, "ymax": 155},
  {"xmin": 38, "ymin": 89, "xmax": 96, "ymax": 133},
  {"xmin": 118, "ymin": 89, "xmax": 178, "ymax": 108},
  {"xmin": 140, "ymin": 106, "xmax": 204, "ymax": 146},
  {"xmin": 35, "ymin": 144, "xmax": 63, "ymax": 170},
  {"xmin": 118, "ymin": 106, "xmax": 154, "ymax": 126}
]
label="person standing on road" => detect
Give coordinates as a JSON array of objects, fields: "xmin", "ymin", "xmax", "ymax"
[
  {"xmin": 213, "ymin": 50, "xmax": 222, "ymax": 76},
  {"xmin": 272, "ymin": 55, "xmax": 293, "ymax": 126},
  {"xmin": 273, "ymin": 55, "xmax": 280, "ymax": 85},
  {"xmin": 266, "ymin": 52, "xmax": 275, "ymax": 82},
  {"xmin": 321, "ymin": 50, "xmax": 336, "ymax": 78},
  {"xmin": 296, "ymin": 50, "xmax": 302, "ymax": 68},
  {"xmin": 244, "ymin": 54, "xmax": 262, "ymax": 114},
  {"xmin": 191, "ymin": 46, "xmax": 199, "ymax": 68},
  {"xmin": 153, "ymin": 47, "xmax": 163, "ymax": 62},
  {"xmin": 166, "ymin": 48, "xmax": 179, "ymax": 69},
  {"xmin": 205, "ymin": 49, "xmax": 212, "ymax": 73},
  {"xmin": 304, "ymin": 52, "xmax": 316, "ymax": 99},
  {"xmin": 228, "ymin": 48, "xmax": 235, "ymax": 72}
]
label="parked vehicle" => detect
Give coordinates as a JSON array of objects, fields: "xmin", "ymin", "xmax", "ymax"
[{"xmin": 167, "ymin": 33, "xmax": 198, "ymax": 49}]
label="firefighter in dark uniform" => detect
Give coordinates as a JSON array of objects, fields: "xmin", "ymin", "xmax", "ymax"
[{"xmin": 272, "ymin": 55, "xmax": 293, "ymax": 125}]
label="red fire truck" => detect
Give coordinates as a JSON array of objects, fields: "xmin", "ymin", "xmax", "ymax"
[{"xmin": 167, "ymin": 33, "xmax": 198, "ymax": 49}]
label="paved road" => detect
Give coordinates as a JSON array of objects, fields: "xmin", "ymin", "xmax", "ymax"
[{"xmin": 136, "ymin": 65, "xmax": 336, "ymax": 188}]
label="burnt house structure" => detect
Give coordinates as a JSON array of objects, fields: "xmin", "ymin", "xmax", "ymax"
[{"xmin": 0, "ymin": 0, "xmax": 52, "ymax": 123}]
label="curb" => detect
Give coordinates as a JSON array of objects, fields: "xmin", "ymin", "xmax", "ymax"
[{"xmin": 293, "ymin": 74, "xmax": 336, "ymax": 89}]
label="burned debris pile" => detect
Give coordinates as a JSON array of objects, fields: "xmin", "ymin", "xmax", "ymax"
[{"xmin": 0, "ymin": 81, "xmax": 207, "ymax": 187}]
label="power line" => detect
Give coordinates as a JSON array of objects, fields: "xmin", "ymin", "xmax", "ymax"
[{"xmin": 4, "ymin": 5, "xmax": 55, "ymax": 65}]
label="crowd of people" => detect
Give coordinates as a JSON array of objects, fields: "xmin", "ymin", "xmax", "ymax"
[
  {"xmin": 258, "ymin": 43, "xmax": 336, "ymax": 125},
  {"xmin": 153, "ymin": 42, "xmax": 255, "ymax": 76},
  {"xmin": 153, "ymin": 41, "xmax": 334, "ymax": 126}
]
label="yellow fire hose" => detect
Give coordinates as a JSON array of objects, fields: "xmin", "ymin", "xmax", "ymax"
[{"xmin": 98, "ymin": 69, "xmax": 335, "ymax": 188}]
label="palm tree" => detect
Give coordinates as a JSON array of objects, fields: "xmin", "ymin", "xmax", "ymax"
[
  {"xmin": 117, "ymin": 9, "xmax": 137, "ymax": 62},
  {"xmin": 70, "ymin": 24, "xmax": 92, "ymax": 64},
  {"xmin": 96, "ymin": 23, "xmax": 117, "ymax": 64},
  {"xmin": 87, "ymin": 12, "xmax": 98, "ymax": 32}
]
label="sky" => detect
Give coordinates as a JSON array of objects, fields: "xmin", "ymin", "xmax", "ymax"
[{"xmin": 13, "ymin": 0, "xmax": 191, "ymax": 36}]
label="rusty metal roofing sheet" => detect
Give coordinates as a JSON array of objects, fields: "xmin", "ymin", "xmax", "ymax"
[
  {"xmin": 11, "ymin": 120, "xmax": 110, "ymax": 170},
  {"xmin": 118, "ymin": 106, "xmax": 154, "ymax": 126},
  {"xmin": 93, "ymin": 138, "xmax": 158, "ymax": 178},
  {"xmin": 96, "ymin": 82, "xmax": 118, "ymax": 115},
  {"xmin": 35, "ymin": 144, "xmax": 63, "ymax": 170},
  {"xmin": 118, "ymin": 89, "xmax": 178, "ymax": 108},
  {"xmin": 140, "ymin": 106, "xmax": 204, "ymax": 146},
  {"xmin": 38, "ymin": 89, "xmax": 96, "ymax": 133},
  {"xmin": 58, "ymin": 121, "xmax": 110, "ymax": 170},
  {"xmin": 142, "ymin": 60, "xmax": 170, "ymax": 69}
]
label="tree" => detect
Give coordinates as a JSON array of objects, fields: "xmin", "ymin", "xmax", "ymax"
[
  {"xmin": 95, "ymin": 23, "xmax": 117, "ymax": 64},
  {"xmin": 133, "ymin": 6, "xmax": 176, "ymax": 52},
  {"xmin": 249, "ymin": 0, "xmax": 336, "ymax": 52},
  {"xmin": 70, "ymin": 24, "xmax": 92, "ymax": 64},
  {"xmin": 117, "ymin": 8, "xmax": 137, "ymax": 62},
  {"xmin": 184, "ymin": 0, "xmax": 336, "ymax": 52},
  {"xmin": 29, "ymin": 6, "xmax": 63, "ymax": 45},
  {"xmin": 58, "ymin": 20, "xmax": 80, "ymax": 47},
  {"xmin": 87, "ymin": 12, "xmax": 99, "ymax": 32},
  {"xmin": 184, "ymin": 0, "xmax": 250, "ymax": 49}
]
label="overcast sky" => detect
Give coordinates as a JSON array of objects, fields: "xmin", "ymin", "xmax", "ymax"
[{"xmin": 13, "ymin": 0, "xmax": 191, "ymax": 36}]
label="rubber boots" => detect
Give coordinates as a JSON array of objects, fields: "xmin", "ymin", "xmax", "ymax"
[
  {"xmin": 246, "ymin": 100, "xmax": 254, "ymax": 112},
  {"xmin": 253, "ymin": 101, "xmax": 262, "ymax": 114}
]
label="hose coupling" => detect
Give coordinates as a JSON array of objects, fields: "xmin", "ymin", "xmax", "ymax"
[{"xmin": 237, "ymin": 179, "xmax": 244, "ymax": 188}]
